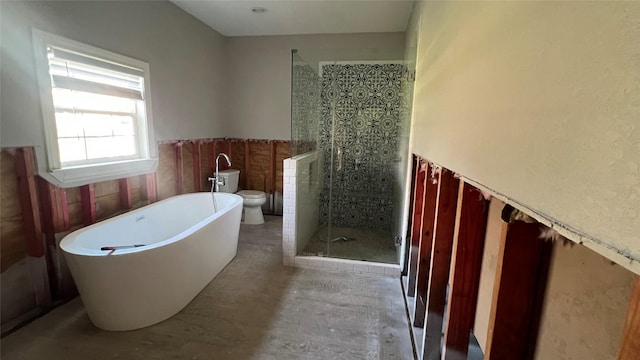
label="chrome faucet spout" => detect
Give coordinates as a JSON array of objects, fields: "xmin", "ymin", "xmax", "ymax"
[{"xmin": 213, "ymin": 153, "xmax": 232, "ymax": 192}]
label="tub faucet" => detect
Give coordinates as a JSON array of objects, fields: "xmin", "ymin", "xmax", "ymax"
[{"xmin": 208, "ymin": 153, "xmax": 232, "ymax": 192}]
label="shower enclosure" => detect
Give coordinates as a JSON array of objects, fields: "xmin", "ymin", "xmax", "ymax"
[{"xmin": 291, "ymin": 48, "xmax": 412, "ymax": 264}]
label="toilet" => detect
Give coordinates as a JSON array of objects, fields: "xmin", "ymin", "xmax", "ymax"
[{"xmin": 217, "ymin": 169, "xmax": 266, "ymax": 225}]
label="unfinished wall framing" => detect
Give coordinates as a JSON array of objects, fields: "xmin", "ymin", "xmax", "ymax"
[
  {"xmin": 0, "ymin": 138, "xmax": 290, "ymax": 333},
  {"xmin": 402, "ymin": 154, "xmax": 637, "ymax": 360}
]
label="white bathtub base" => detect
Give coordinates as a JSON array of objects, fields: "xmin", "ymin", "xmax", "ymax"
[{"xmin": 61, "ymin": 193, "xmax": 243, "ymax": 331}]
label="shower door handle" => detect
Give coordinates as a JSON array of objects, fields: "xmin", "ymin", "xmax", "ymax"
[{"xmin": 336, "ymin": 148, "xmax": 343, "ymax": 171}]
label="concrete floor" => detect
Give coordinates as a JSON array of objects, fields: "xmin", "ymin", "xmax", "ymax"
[
  {"xmin": 301, "ymin": 225, "xmax": 398, "ymax": 264},
  {"xmin": 1, "ymin": 216, "xmax": 414, "ymax": 360}
]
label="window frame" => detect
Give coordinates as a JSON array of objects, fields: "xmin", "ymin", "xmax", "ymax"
[{"xmin": 31, "ymin": 29, "xmax": 157, "ymax": 188}]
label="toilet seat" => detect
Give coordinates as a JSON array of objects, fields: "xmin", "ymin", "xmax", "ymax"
[{"xmin": 237, "ymin": 190, "xmax": 265, "ymax": 199}]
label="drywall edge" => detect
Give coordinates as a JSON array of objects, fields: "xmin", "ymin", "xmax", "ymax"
[{"xmin": 458, "ymin": 174, "xmax": 640, "ymax": 275}]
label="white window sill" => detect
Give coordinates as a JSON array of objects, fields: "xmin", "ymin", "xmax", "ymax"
[{"xmin": 38, "ymin": 158, "xmax": 158, "ymax": 188}]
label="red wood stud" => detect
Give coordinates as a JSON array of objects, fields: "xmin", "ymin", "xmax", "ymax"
[
  {"xmin": 141, "ymin": 173, "xmax": 157, "ymax": 203},
  {"xmin": 193, "ymin": 140, "xmax": 202, "ymax": 192},
  {"xmin": 422, "ymin": 168, "xmax": 460, "ymax": 360},
  {"xmin": 80, "ymin": 184, "xmax": 96, "ymax": 226},
  {"xmin": 408, "ymin": 157, "xmax": 427, "ymax": 297},
  {"xmin": 15, "ymin": 148, "xmax": 45, "ymax": 258},
  {"xmin": 270, "ymin": 140, "xmax": 276, "ymax": 194},
  {"xmin": 15, "ymin": 147, "xmax": 52, "ymax": 306},
  {"xmin": 174, "ymin": 142, "xmax": 184, "ymax": 195},
  {"xmin": 443, "ymin": 182, "xmax": 490, "ymax": 360},
  {"xmin": 245, "ymin": 140, "xmax": 251, "ymax": 189},
  {"xmin": 414, "ymin": 162, "xmax": 440, "ymax": 328},
  {"xmin": 119, "ymin": 178, "xmax": 132, "ymax": 210},
  {"xmin": 59, "ymin": 187, "xmax": 70, "ymax": 231},
  {"xmin": 485, "ymin": 222, "xmax": 552, "ymax": 360},
  {"xmin": 619, "ymin": 276, "xmax": 640, "ymax": 360},
  {"xmin": 37, "ymin": 177, "xmax": 55, "ymax": 247},
  {"xmin": 209, "ymin": 141, "xmax": 217, "ymax": 173}
]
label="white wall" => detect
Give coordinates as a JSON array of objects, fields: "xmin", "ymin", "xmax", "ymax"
[
  {"xmin": 1, "ymin": 1, "xmax": 228, "ymax": 147},
  {"xmin": 225, "ymin": 33, "xmax": 405, "ymax": 140},
  {"xmin": 408, "ymin": 1, "xmax": 640, "ymax": 272}
]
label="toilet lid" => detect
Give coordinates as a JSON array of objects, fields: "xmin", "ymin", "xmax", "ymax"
[{"xmin": 237, "ymin": 190, "xmax": 266, "ymax": 199}]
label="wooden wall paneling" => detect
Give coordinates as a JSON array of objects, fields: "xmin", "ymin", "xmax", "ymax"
[
  {"xmin": 249, "ymin": 141, "xmax": 271, "ymax": 192},
  {"xmin": 421, "ymin": 168, "xmax": 460, "ymax": 360},
  {"xmin": 119, "ymin": 178, "xmax": 132, "ymax": 210},
  {"xmin": 270, "ymin": 140, "xmax": 276, "ymax": 194},
  {"xmin": 226, "ymin": 139, "xmax": 232, "ymax": 161},
  {"xmin": 408, "ymin": 158, "xmax": 427, "ymax": 297},
  {"xmin": 150, "ymin": 172, "xmax": 158, "ymax": 202},
  {"xmin": 274, "ymin": 141, "xmax": 290, "ymax": 194},
  {"xmin": 209, "ymin": 140, "xmax": 217, "ymax": 174},
  {"xmin": 229, "ymin": 140, "xmax": 246, "ymax": 188},
  {"xmin": 619, "ymin": 276, "xmax": 640, "ymax": 360},
  {"xmin": 36, "ymin": 177, "xmax": 69, "ymax": 292},
  {"xmin": 201, "ymin": 140, "xmax": 211, "ymax": 191},
  {"xmin": 37, "ymin": 178, "xmax": 56, "ymax": 247},
  {"xmin": 94, "ymin": 180, "xmax": 120, "ymax": 221},
  {"xmin": 485, "ymin": 221, "xmax": 552, "ymax": 360},
  {"xmin": 65, "ymin": 187, "xmax": 83, "ymax": 227},
  {"xmin": 213, "ymin": 139, "xmax": 230, "ymax": 171},
  {"xmin": 192, "ymin": 140, "xmax": 202, "ymax": 192},
  {"xmin": 157, "ymin": 143, "xmax": 176, "ymax": 200},
  {"xmin": 442, "ymin": 182, "xmax": 490, "ymax": 360},
  {"xmin": 36, "ymin": 177, "xmax": 71, "ymax": 300},
  {"xmin": 80, "ymin": 184, "xmax": 96, "ymax": 226},
  {"xmin": 48, "ymin": 184, "xmax": 73, "ymax": 299},
  {"xmin": 129, "ymin": 175, "xmax": 142, "ymax": 207},
  {"xmin": 174, "ymin": 142, "xmax": 184, "ymax": 195},
  {"xmin": 414, "ymin": 162, "xmax": 440, "ymax": 327},
  {"xmin": 245, "ymin": 140, "xmax": 251, "ymax": 190},
  {"xmin": 57, "ymin": 187, "xmax": 70, "ymax": 232},
  {"xmin": 93, "ymin": 180, "xmax": 119, "ymax": 196},
  {"xmin": 37, "ymin": 176, "xmax": 70, "ymax": 235},
  {"xmin": 181, "ymin": 142, "xmax": 194, "ymax": 194},
  {"xmin": 140, "ymin": 173, "xmax": 157, "ymax": 203},
  {"xmin": 15, "ymin": 148, "xmax": 44, "ymax": 257},
  {"xmin": 1, "ymin": 150, "xmax": 28, "ymax": 272},
  {"xmin": 14, "ymin": 147, "xmax": 52, "ymax": 307}
]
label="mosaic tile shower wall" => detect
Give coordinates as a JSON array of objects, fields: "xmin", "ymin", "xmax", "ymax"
[
  {"xmin": 319, "ymin": 63, "xmax": 406, "ymax": 231},
  {"xmin": 291, "ymin": 63, "xmax": 321, "ymax": 156}
]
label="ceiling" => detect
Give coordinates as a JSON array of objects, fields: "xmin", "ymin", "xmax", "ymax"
[{"xmin": 170, "ymin": 0, "xmax": 414, "ymax": 37}]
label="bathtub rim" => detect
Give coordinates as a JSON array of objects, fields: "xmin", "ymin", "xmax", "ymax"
[{"xmin": 60, "ymin": 192, "xmax": 243, "ymax": 257}]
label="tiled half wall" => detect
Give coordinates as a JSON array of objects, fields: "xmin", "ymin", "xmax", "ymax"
[{"xmin": 283, "ymin": 153, "xmax": 400, "ymax": 277}]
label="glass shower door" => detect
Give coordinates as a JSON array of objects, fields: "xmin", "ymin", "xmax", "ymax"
[
  {"xmin": 323, "ymin": 55, "xmax": 406, "ymax": 264},
  {"xmin": 292, "ymin": 48, "xmax": 410, "ymax": 265}
]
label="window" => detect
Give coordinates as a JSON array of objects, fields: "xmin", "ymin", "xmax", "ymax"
[{"xmin": 32, "ymin": 30, "xmax": 157, "ymax": 187}]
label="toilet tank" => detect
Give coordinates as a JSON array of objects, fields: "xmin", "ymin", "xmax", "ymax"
[{"xmin": 217, "ymin": 169, "xmax": 239, "ymax": 193}]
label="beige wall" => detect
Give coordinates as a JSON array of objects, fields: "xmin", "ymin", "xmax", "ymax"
[
  {"xmin": 225, "ymin": 33, "xmax": 405, "ymax": 140},
  {"xmin": 407, "ymin": 1, "xmax": 640, "ymax": 272},
  {"xmin": 535, "ymin": 242, "xmax": 634, "ymax": 360},
  {"xmin": 1, "ymin": 1, "xmax": 228, "ymax": 146},
  {"xmin": 1, "ymin": 2, "xmax": 405, "ymax": 148}
]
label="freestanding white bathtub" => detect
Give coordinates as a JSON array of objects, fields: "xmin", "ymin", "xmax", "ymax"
[{"xmin": 60, "ymin": 192, "xmax": 243, "ymax": 331}]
